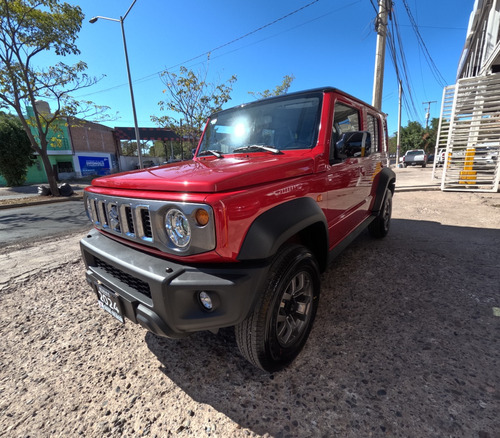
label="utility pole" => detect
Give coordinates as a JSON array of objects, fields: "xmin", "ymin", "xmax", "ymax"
[
  {"xmin": 372, "ymin": 0, "xmax": 391, "ymax": 110},
  {"xmin": 396, "ymin": 80, "xmax": 402, "ymax": 167},
  {"xmin": 423, "ymin": 101, "xmax": 437, "ymax": 128}
]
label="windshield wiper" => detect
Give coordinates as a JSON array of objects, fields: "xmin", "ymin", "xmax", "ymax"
[
  {"xmin": 233, "ymin": 145, "xmax": 283, "ymax": 155},
  {"xmin": 198, "ymin": 149, "xmax": 224, "ymax": 158}
]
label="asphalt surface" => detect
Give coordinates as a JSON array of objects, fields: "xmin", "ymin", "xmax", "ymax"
[{"xmin": 0, "ymin": 200, "xmax": 90, "ymax": 248}]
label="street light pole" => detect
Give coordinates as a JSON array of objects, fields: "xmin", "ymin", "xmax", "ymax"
[{"xmin": 90, "ymin": 0, "xmax": 143, "ymax": 169}]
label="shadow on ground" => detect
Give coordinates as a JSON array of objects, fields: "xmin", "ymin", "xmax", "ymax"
[{"xmin": 145, "ymin": 218, "xmax": 500, "ymax": 437}]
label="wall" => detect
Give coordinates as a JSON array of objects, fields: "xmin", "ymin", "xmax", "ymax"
[{"xmin": 68, "ymin": 119, "xmax": 118, "ymax": 154}]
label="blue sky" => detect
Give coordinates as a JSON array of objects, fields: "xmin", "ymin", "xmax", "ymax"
[{"xmin": 37, "ymin": 0, "xmax": 472, "ymax": 136}]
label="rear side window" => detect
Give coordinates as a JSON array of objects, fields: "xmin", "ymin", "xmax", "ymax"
[
  {"xmin": 333, "ymin": 103, "xmax": 360, "ymax": 136},
  {"xmin": 367, "ymin": 114, "xmax": 380, "ymax": 153}
]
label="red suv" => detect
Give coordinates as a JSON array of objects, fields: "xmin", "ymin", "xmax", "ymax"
[{"xmin": 81, "ymin": 87, "xmax": 395, "ymax": 372}]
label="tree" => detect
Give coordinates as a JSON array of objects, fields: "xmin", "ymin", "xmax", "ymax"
[
  {"xmin": 424, "ymin": 117, "xmax": 440, "ymax": 153},
  {"xmin": 0, "ymin": 0, "xmax": 108, "ymax": 196},
  {"xmin": 151, "ymin": 64, "xmax": 237, "ymax": 155},
  {"xmin": 120, "ymin": 140, "xmax": 136, "ymax": 157},
  {"xmin": 398, "ymin": 118, "xmax": 440, "ymax": 155},
  {"xmin": 248, "ymin": 74, "xmax": 295, "ymax": 99},
  {"xmin": 0, "ymin": 112, "xmax": 34, "ymax": 186},
  {"xmin": 399, "ymin": 121, "xmax": 426, "ymax": 154}
]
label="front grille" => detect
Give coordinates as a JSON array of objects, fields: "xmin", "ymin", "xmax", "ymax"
[
  {"xmin": 95, "ymin": 257, "xmax": 152, "ymax": 298},
  {"xmin": 84, "ymin": 192, "xmax": 216, "ymax": 256},
  {"xmin": 87, "ymin": 196, "xmax": 153, "ymax": 243}
]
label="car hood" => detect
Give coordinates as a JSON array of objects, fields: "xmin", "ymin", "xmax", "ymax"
[{"xmin": 91, "ymin": 155, "xmax": 315, "ymax": 193}]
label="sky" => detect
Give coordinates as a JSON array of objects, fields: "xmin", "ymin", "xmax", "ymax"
[{"xmin": 34, "ymin": 0, "xmax": 473, "ymax": 136}]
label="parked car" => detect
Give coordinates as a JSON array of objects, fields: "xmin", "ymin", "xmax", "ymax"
[
  {"xmin": 403, "ymin": 149, "xmax": 427, "ymax": 167},
  {"xmin": 435, "ymin": 148, "xmax": 446, "ymax": 167},
  {"xmin": 473, "ymin": 145, "xmax": 499, "ymax": 165}
]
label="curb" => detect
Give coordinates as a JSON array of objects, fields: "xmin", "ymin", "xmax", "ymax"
[
  {"xmin": 0, "ymin": 194, "xmax": 84, "ymax": 210},
  {"xmin": 395, "ymin": 185, "xmax": 441, "ymax": 192}
]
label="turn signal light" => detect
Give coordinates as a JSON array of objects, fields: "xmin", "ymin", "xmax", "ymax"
[{"xmin": 195, "ymin": 209, "xmax": 210, "ymax": 226}]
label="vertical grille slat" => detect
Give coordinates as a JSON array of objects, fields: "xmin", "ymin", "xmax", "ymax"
[
  {"xmin": 98, "ymin": 200, "xmax": 109, "ymax": 228},
  {"xmin": 125, "ymin": 206, "xmax": 135, "ymax": 236},
  {"xmin": 142, "ymin": 209, "xmax": 153, "ymax": 238},
  {"xmin": 107, "ymin": 203, "xmax": 121, "ymax": 233}
]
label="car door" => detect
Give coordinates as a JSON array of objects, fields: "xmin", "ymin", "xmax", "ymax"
[{"xmin": 325, "ymin": 100, "xmax": 368, "ymax": 247}]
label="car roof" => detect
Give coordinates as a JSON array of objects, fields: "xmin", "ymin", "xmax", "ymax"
[{"xmin": 210, "ymin": 87, "xmax": 385, "ymax": 118}]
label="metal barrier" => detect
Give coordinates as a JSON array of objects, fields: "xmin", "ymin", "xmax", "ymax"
[{"xmin": 438, "ymin": 74, "xmax": 500, "ymax": 192}]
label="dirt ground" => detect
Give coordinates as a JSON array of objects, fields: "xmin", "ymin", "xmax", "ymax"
[{"xmin": 1, "ymin": 167, "xmax": 499, "ymax": 437}]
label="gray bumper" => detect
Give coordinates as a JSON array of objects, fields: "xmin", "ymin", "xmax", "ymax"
[{"xmin": 80, "ymin": 229, "xmax": 269, "ymax": 338}]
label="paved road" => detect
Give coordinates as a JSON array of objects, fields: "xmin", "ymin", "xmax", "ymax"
[{"xmin": 0, "ymin": 199, "xmax": 90, "ymax": 248}]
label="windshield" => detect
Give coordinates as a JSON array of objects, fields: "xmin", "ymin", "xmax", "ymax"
[{"xmin": 198, "ymin": 93, "xmax": 322, "ymax": 155}]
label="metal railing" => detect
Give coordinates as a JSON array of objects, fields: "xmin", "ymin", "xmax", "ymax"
[{"xmin": 439, "ymin": 74, "xmax": 500, "ymax": 192}]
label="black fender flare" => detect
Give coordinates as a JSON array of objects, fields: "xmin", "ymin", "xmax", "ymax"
[
  {"xmin": 237, "ymin": 197, "xmax": 328, "ymax": 267},
  {"xmin": 371, "ymin": 167, "xmax": 396, "ymax": 214}
]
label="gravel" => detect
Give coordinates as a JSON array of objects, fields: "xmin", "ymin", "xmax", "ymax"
[{"xmin": 1, "ymin": 168, "xmax": 499, "ymax": 437}]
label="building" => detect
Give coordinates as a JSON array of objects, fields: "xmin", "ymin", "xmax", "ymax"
[
  {"xmin": 0, "ymin": 103, "xmax": 120, "ymax": 186},
  {"xmin": 0, "ymin": 100, "xmax": 198, "ymax": 187},
  {"xmin": 67, "ymin": 118, "xmax": 119, "ymax": 178},
  {"xmin": 436, "ymin": 0, "xmax": 500, "ymax": 192}
]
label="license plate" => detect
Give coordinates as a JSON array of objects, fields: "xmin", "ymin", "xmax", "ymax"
[{"xmin": 97, "ymin": 284, "xmax": 124, "ymax": 324}]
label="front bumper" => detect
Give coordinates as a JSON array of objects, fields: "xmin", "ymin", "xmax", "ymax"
[{"xmin": 80, "ymin": 229, "xmax": 270, "ymax": 338}]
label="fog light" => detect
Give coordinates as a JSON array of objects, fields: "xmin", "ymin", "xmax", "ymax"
[{"xmin": 199, "ymin": 291, "xmax": 213, "ymax": 311}]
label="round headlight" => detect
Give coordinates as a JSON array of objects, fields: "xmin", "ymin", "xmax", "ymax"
[{"xmin": 165, "ymin": 209, "xmax": 191, "ymax": 248}]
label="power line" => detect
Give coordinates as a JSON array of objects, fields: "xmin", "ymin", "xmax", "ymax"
[
  {"xmin": 401, "ymin": 0, "xmax": 447, "ymax": 88},
  {"xmin": 78, "ymin": 0, "xmax": 321, "ymax": 98},
  {"xmin": 384, "ymin": 2, "xmax": 421, "ymax": 122}
]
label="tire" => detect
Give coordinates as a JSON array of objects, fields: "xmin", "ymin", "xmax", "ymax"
[
  {"xmin": 368, "ymin": 189, "xmax": 392, "ymax": 238},
  {"xmin": 235, "ymin": 244, "xmax": 320, "ymax": 372},
  {"xmin": 403, "ymin": 163, "xmax": 407, "ymax": 168}
]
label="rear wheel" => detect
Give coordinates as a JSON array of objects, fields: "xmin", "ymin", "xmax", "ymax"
[
  {"xmin": 235, "ymin": 244, "xmax": 320, "ymax": 372},
  {"xmin": 369, "ymin": 189, "xmax": 392, "ymax": 238}
]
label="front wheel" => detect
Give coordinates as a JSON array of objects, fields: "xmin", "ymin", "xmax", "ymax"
[
  {"xmin": 235, "ymin": 244, "xmax": 320, "ymax": 372},
  {"xmin": 369, "ymin": 189, "xmax": 392, "ymax": 238}
]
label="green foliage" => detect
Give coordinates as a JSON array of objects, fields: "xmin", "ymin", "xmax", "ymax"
[
  {"xmin": 388, "ymin": 135, "xmax": 397, "ymax": 155},
  {"xmin": 0, "ymin": 0, "xmax": 111, "ymax": 195},
  {"xmin": 396, "ymin": 118, "xmax": 440, "ymax": 155},
  {"xmin": 0, "ymin": 112, "xmax": 34, "ymax": 186},
  {"xmin": 151, "ymin": 65, "xmax": 237, "ymax": 146},
  {"xmin": 120, "ymin": 140, "xmax": 137, "ymax": 157},
  {"xmin": 249, "ymin": 74, "xmax": 295, "ymax": 99}
]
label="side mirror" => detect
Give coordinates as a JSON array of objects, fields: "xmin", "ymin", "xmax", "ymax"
[{"xmin": 335, "ymin": 131, "xmax": 371, "ymax": 160}]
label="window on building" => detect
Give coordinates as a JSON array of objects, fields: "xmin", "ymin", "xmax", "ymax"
[{"xmin": 57, "ymin": 161, "xmax": 74, "ymax": 173}]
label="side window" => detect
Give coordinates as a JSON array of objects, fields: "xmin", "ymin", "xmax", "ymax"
[
  {"xmin": 330, "ymin": 102, "xmax": 360, "ymax": 163},
  {"xmin": 367, "ymin": 114, "xmax": 380, "ymax": 153}
]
